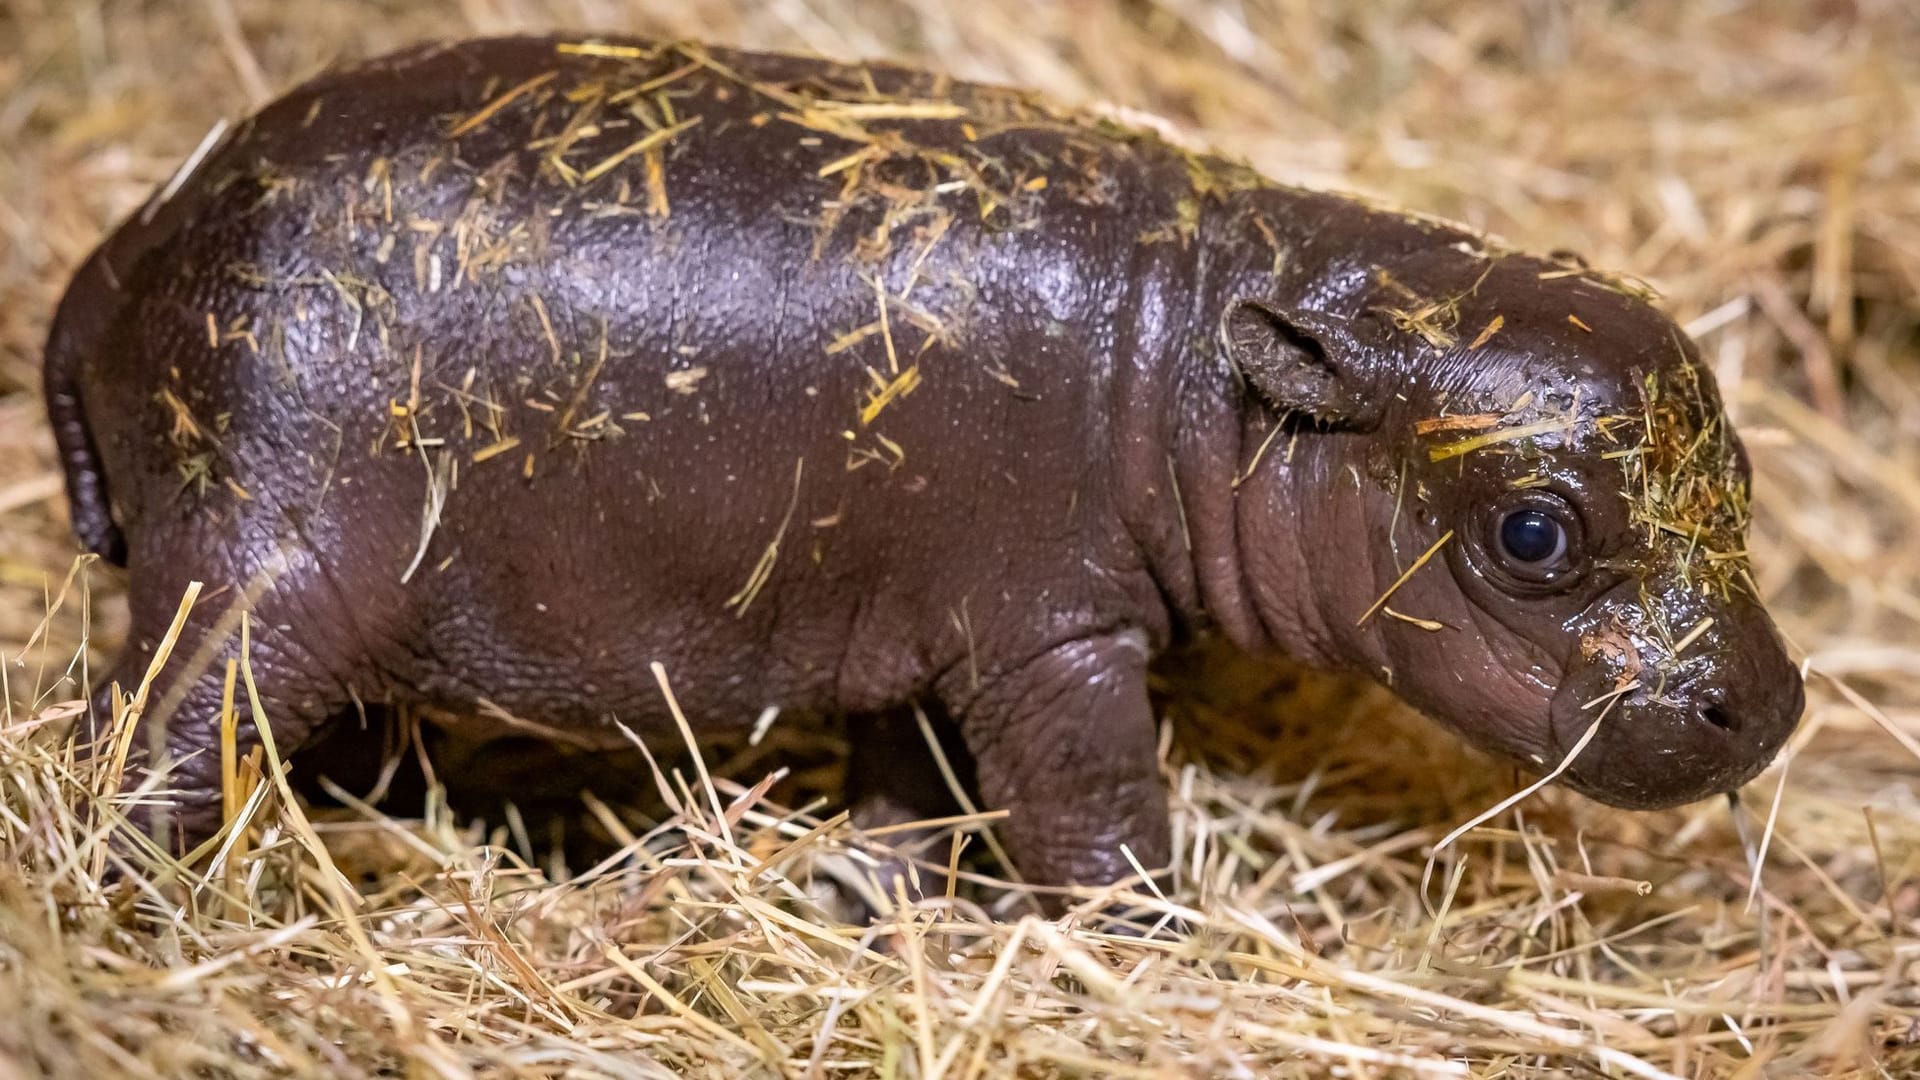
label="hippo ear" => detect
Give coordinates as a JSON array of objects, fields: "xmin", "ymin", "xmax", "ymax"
[{"xmin": 1224, "ymin": 299, "xmax": 1382, "ymax": 428}]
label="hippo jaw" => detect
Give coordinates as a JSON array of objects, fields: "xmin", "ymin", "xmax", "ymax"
[{"xmin": 1544, "ymin": 577, "xmax": 1804, "ymax": 810}]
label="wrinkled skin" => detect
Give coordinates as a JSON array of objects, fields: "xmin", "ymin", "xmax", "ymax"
[{"xmin": 44, "ymin": 36, "xmax": 1802, "ymax": 900}]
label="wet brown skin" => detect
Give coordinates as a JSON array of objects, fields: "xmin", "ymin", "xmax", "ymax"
[{"xmin": 45, "ymin": 36, "xmax": 1802, "ymax": 897}]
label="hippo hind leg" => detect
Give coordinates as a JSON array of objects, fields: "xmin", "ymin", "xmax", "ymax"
[{"xmin": 86, "ymin": 520, "xmax": 409, "ymax": 857}]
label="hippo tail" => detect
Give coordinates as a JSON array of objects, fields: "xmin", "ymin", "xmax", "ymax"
[{"xmin": 43, "ymin": 254, "xmax": 128, "ymax": 567}]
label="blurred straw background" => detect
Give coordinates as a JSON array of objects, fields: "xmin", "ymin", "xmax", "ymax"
[{"xmin": 3, "ymin": 0, "xmax": 1919, "ymax": 1076}]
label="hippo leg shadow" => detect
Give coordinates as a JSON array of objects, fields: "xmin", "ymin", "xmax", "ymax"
[
  {"xmin": 291, "ymin": 703, "xmax": 991, "ymax": 925},
  {"xmin": 839, "ymin": 704, "xmax": 977, "ymax": 914}
]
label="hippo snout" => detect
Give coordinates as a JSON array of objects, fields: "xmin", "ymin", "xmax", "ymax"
[{"xmin": 1548, "ymin": 585, "xmax": 1804, "ymax": 810}]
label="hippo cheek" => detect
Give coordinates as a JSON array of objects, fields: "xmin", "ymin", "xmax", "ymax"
[{"xmin": 1544, "ymin": 595, "xmax": 1805, "ymax": 810}]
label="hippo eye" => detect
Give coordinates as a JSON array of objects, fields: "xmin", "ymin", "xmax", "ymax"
[
  {"xmin": 1483, "ymin": 496, "xmax": 1583, "ymax": 590},
  {"xmin": 1499, "ymin": 510, "xmax": 1567, "ymax": 567}
]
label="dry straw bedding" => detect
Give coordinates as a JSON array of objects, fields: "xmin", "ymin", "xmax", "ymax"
[{"xmin": 3, "ymin": 0, "xmax": 1920, "ymax": 1076}]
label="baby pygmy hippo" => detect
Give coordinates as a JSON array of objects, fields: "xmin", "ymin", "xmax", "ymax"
[{"xmin": 46, "ymin": 36, "xmax": 1801, "ymax": 896}]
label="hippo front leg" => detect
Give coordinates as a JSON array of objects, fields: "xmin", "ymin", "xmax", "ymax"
[{"xmin": 946, "ymin": 631, "xmax": 1171, "ymax": 904}]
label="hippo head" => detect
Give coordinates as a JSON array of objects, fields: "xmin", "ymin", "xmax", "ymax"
[{"xmin": 1226, "ymin": 245, "xmax": 1803, "ymax": 809}]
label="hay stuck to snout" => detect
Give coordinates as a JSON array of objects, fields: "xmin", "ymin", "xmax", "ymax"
[{"xmin": 3, "ymin": 1, "xmax": 1920, "ymax": 1078}]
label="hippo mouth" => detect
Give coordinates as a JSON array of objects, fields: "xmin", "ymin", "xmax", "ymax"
[
  {"xmin": 1548, "ymin": 681, "xmax": 1800, "ymax": 810},
  {"xmin": 1543, "ymin": 586, "xmax": 1805, "ymax": 810}
]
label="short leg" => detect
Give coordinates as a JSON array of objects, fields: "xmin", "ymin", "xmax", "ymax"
[
  {"xmin": 945, "ymin": 631, "xmax": 1171, "ymax": 905},
  {"xmin": 86, "ymin": 579, "xmax": 375, "ymax": 854},
  {"xmin": 844, "ymin": 706, "xmax": 968, "ymax": 907}
]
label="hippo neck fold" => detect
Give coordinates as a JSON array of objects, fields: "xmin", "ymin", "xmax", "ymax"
[{"xmin": 1117, "ymin": 179, "xmax": 1455, "ymax": 667}]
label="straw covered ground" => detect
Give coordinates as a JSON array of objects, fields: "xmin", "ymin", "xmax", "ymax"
[{"xmin": 3, "ymin": 0, "xmax": 1920, "ymax": 1076}]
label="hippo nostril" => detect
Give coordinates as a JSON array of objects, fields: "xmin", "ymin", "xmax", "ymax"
[{"xmin": 1699, "ymin": 703, "xmax": 1738, "ymax": 733}]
